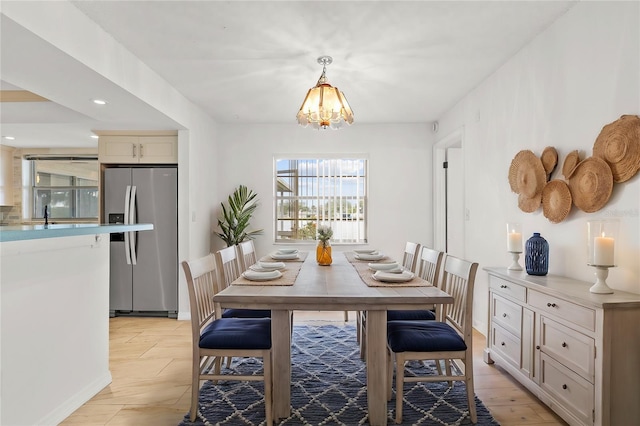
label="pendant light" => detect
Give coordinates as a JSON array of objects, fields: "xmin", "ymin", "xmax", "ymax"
[{"xmin": 296, "ymin": 56, "xmax": 354, "ymax": 130}]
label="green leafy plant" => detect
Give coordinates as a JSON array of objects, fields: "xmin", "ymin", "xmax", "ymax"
[
  {"xmin": 317, "ymin": 225, "xmax": 333, "ymax": 247},
  {"xmin": 214, "ymin": 185, "xmax": 263, "ymax": 247}
]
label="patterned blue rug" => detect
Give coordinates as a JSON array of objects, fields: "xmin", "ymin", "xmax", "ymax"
[{"xmin": 179, "ymin": 324, "xmax": 499, "ymax": 425}]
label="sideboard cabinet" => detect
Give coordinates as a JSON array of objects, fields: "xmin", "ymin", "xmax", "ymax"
[{"xmin": 484, "ymin": 267, "xmax": 640, "ymax": 426}]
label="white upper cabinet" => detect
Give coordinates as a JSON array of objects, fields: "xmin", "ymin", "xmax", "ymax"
[
  {"xmin": 0, "ymin": 145, "xmax": 15, "ymax": 206},
  {"xmin": 99, "ymin": 135, "xmax": 177, "ymax": 164}
]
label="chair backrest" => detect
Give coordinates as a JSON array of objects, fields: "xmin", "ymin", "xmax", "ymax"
[
  {"xmin": 416, "ymin": 246, "xmax": 444, "ymax": 286},
  {"xmin": 440, "ymin": 255, "xmax": 478, "ymax": 341},
  {"xmin": 181, "ymin": 254, "xmax": 218, "ymax": 342},
  {"xmin": 215, "ymin": 246, "xmax": 242, "ymax": 290},
  {"xmin": 237, "ymin": 240, "xmax": 258, "ymax": 271},
  {"xmin": 402, "ymin": 241, "xmax": 421, "ymax": 272}
]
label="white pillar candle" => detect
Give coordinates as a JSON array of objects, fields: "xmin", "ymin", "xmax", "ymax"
[
  {"xmin": 507, "ymin": 230, "xmax": 522, "ymax": 252},
  {"xmin": 593, "ymin": 234, "xmax": 615, "ymax": 265}
]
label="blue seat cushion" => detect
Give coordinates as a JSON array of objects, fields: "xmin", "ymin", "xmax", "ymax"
[
  {"xmin": 200, "ymin": 318, "xmax": 271, "ymax": 350},
  {"xmin": 387, "ymin": 320, "xmax": 467, "ymax": 353},
  {"xmin": 387, "ymin": 309, "xmax": 436, "ymax": 321},
  {"xmin": 222, "ymin": 308, "xmax": 271, "ymax": 318}
]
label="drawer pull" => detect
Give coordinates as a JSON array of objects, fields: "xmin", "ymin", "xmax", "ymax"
[
  {"xmin": 500, "ymin": 285, "xmax": 508, "ymax": 289},
  {"xmin": 562, "ymin": 342, "xmax": 567, "ymax": 348},
  {"xmin": 501, "ymin": 342, "xmax": 506, "ymax": 346},
  {"xmin": 502, "ymin": 313, "xmax": 507, "ymax": 318},
  {"xmin": 546, "ymin": 302, "xmax": 557, "ymax": 308},
  {"xmin": 562, "ymin": 384, "xmax": 568, "ymax": 390}
]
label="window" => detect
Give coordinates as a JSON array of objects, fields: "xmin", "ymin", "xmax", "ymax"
[
  {"xmin": 275, "ymin": 157, "xmax": 367, "ymax": 243},
  {"xmin": 29, "ymin": 157, "xmax": 99, "ymax": 220}
]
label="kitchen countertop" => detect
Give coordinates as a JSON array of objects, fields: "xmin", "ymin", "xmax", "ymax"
[{"xmin": 0, "ymin": 223, "xmax": 154, "ymax": 242}]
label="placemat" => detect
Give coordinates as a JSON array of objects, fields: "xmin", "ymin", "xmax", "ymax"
[
  {"xmin": 232, "ymin": 261, "xmax": 304, "ymax": 286},
  {"xmin": 345, "ymin": 252, "xmax": 432, "ymax": 288},
  {"xmin": 259, "ymin": 250, "xmax": 309, "ymax": 263}
]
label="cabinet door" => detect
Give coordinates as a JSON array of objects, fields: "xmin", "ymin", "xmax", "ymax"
[
  {"xmin": 138, "ymin": 136, "xmax": 177, "ymax": 164},
  {"xmin": 0, "ymin": 145, "xmax": 15, "ymax": 206},
  {"xmin": 99, "ymin": 136, "xmax": 139, "ymax": 163}
]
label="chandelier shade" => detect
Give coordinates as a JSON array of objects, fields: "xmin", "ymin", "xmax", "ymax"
[{"xmin": 296, "ymin": 56, "xmax": 354, "ymax": 130}]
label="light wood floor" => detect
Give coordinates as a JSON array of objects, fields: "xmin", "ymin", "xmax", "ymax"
[{"xmin": 61, "ymin": 312, "xmax": 567, "ymax": 426}]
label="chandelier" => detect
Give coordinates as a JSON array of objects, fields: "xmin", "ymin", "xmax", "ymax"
[{"xmin": 296, "ymin": 56, "xmax": 354, "ymax": 130}]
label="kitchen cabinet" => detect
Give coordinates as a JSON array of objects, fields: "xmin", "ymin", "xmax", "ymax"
[
  {"xmin": 98, "ymin": 135, "xmax": 177, "ymax": 164},
  {"xmin": 484, "ymin": 268, "xmax": 640, "ymax": 426},
  {"xmin": 0, "ymin": 145, "xmax": 15, "ymax": 206}
]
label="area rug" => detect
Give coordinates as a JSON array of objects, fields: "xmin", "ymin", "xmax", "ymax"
[{"xmin": 179, "ymin": 324, "xmax": 499, "ymax": 425}]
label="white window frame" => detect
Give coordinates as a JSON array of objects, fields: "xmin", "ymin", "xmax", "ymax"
[{"xmin": 274, "ymin": 156, "xmax": 368, "ymax": 244}]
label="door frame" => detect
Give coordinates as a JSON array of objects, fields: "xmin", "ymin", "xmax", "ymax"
[{"xmin": 433, "ymin": 127, "xmax": 465, "ymax": 254}]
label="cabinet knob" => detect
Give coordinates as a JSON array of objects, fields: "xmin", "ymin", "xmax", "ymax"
[
  {"xmin": 501, "ymin": 342, "xmax": 506, "ymax": 346},
  {"xmin": 502, "ymin": 313, "xmax": 507, "ymax": 318},
  {"xmin": 536, "ymin": 345, "xmax": 540, "ymax": 350},
  {"xmin": 562, "ymin": 342, "xmax": 567, "ymax": 348},
  {"xmin": 562, "ymin": 384, "xmax": 568, "ymax": 390},
  {"xmin": 546, "ymin": 302, "xmax": 557, "ymax": 308}
]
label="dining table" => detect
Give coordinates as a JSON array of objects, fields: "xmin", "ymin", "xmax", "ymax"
[{"xmin": 213, "ymin": 249, "xmax": 454, "ymax": 426}]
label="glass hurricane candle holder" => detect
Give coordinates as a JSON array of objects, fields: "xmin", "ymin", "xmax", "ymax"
[
  {"xmin": 506, "ymin": 222, "xmax": 523, "ymax": 270},
  {"xmin": 587, "ymin": 219, "xmax": 619, "ymax": 294}
]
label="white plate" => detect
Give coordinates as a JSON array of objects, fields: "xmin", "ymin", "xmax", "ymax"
[
  {"xmin": 354, "ymin": 249, "xmax": 377, "ymax": 254},
  {"xmin": 270, "ymin": 252, "xmax": 300, "ymax": 260},
  {"xmin": 354, "ymin": 252, "xmax": 385, "ymax": 261},
  {"xmin": 372, "ymin": 271, "xmax": 415, "ymax": 283},
  {"xmin": 250, "ymin": 265, "xmax": 285, "ymax": 272},
  {"xmin": 277, "ymin": 248, "xmax": 298, "ymax": 254},
  {"xmin": 256, "ymin": 261, "xmax": 286, "ymax": 270},
  {"xmin": 242, "ymin": 270, "xmax": 283, "ymax": 281}
]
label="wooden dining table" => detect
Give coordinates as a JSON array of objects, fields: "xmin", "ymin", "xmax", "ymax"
[{"xmin": 214, "ymin": 250, "xmax": 453, "ymax": 426}]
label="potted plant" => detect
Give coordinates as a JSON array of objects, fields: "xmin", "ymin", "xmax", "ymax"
[
  {"xmin": 214, "ymin": 185, "xmax": 263, "ymax": 247},
  {"xmin": 316, "ymin": 225, "xmax": 333, "ymax": 265}
]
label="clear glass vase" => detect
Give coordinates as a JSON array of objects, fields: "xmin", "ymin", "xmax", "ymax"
[{"xmin": 316, "ymin": 240, "xmax": 332, "ymax": 265}]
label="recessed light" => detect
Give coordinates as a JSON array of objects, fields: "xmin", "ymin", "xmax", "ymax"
[
  {"xmin": 3, "ymin": 136, "xmax": 15, "ymax": 140},
  {"xmin": 92, "ymin": 99, "xmax": 107, "ymax": 105}
]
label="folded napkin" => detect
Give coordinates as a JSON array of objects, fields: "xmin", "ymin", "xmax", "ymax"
[
  {"xmin": 242, "ymin": 270, "xmax": 282, "ymax": 281},
  {"xmin": 354, "ymin": 252, "xmax": 385, "ymax": 261},
  {"xmin": 372, "ymin": 270, "xmax": 415, "ymax": 283},
  {"xmin": 257, "ymin": 261, "xmax": 286, "ymax": 270},
  {"xmin": 354, "ymin": 249, "xmax": 377, "ymax": 254},
  {"xmin": 277, "ymin": 248, "xmax": 298, "ymax": 254},
  {"xmin": 368, "ymin": 262, "xmax": 401, "ymax": 272},
  {"xmin": 270, "ymin": 252, "xmax": 300, "ymax": 260}
]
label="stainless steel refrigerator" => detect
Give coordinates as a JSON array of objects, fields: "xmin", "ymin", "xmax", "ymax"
[{"xmin": 103, "ymin": 167, "xmax": 178, "ymax": 317}]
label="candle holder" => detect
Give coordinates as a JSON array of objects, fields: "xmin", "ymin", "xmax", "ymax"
[
  {"xmin": 587, "ymin": 219, "xmax": 619, "ymax": 294},
  {"xmin": 506, "ymin": 222, "xmax": 523, "ymax": 270},
  {"xmin": 508, "ymin": 251, "xmax": 523, "ymax": 271}
]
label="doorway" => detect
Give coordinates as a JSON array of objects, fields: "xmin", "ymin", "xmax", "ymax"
[{"xmin": 433, "ymin": 128, "xmax": 465, "ymax": 258}]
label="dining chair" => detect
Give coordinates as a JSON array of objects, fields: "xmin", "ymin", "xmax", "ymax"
[
  {"xmin": 386, "ymin": 246, "xmax": 444, "ymax": 322},
  {"xmin": 401, "ymin": 241, "xmax": 421, "ymax": 272},
  {"xmin": 237, "ymin": 239, "xmax": 258, "ymax": 271},
  {"xmin": 357, "ymin": 242, "xmax": 426, "ymax": 359},
  {"xmin": 181, "ymin": 254, "xmax": 273, "ymax": 425},
  {"xmin": 386, "ymin": 255, "xmax": 479, "ymax": 424},
  {"xmin": 214, "ymin": 246, "xmax": 271, "ymax": 318}
]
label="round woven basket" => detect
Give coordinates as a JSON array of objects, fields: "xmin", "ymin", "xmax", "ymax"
[
  {"xmin": 508, "ymin": 150, "xmax": 546, "ymax": 198},
  {"xmin": 568, "ymin": 156, "xmax": 613, "ymax": 213},
  {"xmin": 593, "ymin": 114, "xmax": 640, "ymax": 183},
  {"xmin": 518, "ymin": 193, "xmax": 541, "ymax": 213},
  {"xmin": 541, "ymin": 146, "xmax": 558, "ymax": 179},
  {"xmin": 562, "ymin": 150, "xmax": 580, "ymax": 179},
  {"xmin": 542, "ymin": 180, "xmax": 572, "ymax": 223}
]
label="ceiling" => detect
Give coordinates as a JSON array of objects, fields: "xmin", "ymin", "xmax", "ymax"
[{"xmin": 1, "ymin": 1, "xmax": 576, "ymax": 148}]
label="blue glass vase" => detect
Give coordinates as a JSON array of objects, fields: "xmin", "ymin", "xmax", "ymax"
[{"xmin": 525, "ymin": 233, "xmax": 549, "ymax": 276}]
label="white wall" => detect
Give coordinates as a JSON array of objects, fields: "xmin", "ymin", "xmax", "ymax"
[
  {"xmin": 437, "ymin": 1, "xmax": 640, "ymax": 333},
  {"xmin": 215, "ymin": 123, "xmax": 434, "ymax": 262}
]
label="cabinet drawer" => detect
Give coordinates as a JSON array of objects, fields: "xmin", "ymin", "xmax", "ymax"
[
  {"xmin": 491, "ymin": 293, "xmax": 522, "ymax": 337},
  {"xmin": 491, "ymin": 323, "xmax": 521, "ymax": 368},
  {"xmin": 540, "ymin": 353, "xmax": 594, "ymax": 425},
  {"xmin": 489, "ymin": 276, "xmax": 526, "ymax": 302},
  {"xmin": 528, "ymin": 290, "xmax": 595, "ymax": 332},
  {"xmin": 540, "ymin": 316, "xmax": 595, "ymax": 382}
]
